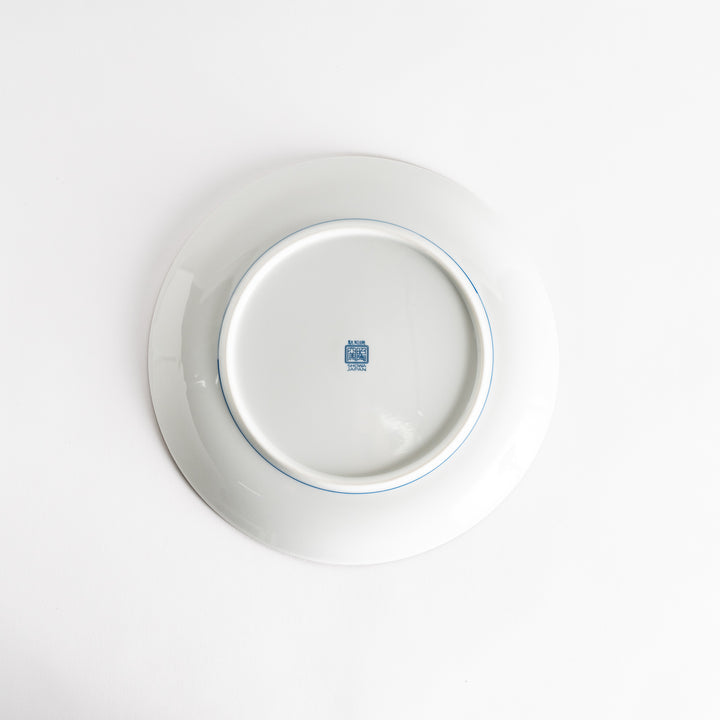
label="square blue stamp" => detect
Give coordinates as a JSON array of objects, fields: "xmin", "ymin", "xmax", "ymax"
[{"xmin": 345, "ymin": 340, "xmax": 369, "ymax": 366}]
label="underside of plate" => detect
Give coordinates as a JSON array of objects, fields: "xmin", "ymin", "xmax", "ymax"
[{"xmin": 148, "ymin": 155, "xmax": 558, "ymax": 564}]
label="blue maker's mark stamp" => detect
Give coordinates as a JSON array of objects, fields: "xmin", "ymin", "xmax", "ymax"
[{"xmin": 345, "ymin": 340, "xmax": 369, "ymax": 372}]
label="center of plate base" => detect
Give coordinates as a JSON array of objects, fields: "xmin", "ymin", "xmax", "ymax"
[{"xmin": 217, "ymin": 219, "xmax": 492, "ymax": 493}]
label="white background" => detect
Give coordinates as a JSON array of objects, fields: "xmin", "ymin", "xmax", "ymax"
[{"xmin": 1, "ymin": 1, "xmax": 719, "ymax": 717}]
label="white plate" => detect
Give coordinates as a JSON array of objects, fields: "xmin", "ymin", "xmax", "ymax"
[{"xmin": 148, "ymin": 156, "xmax": 558, "ymax": 564}]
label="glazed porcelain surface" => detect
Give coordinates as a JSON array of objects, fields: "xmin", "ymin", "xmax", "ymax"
[{"xmin": 148, "ymin": 156, "xmax": 558, "ymax": 564}]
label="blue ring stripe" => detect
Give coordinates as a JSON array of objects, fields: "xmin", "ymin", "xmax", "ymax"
[{"xmin": 216, "ymin": 218, "xmax": 494, "ymax": 495}]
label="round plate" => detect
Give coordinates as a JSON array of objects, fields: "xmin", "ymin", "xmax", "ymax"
[{"xmin": 148, "ymin": 156, "xmax": 558, "ymax": 564}]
